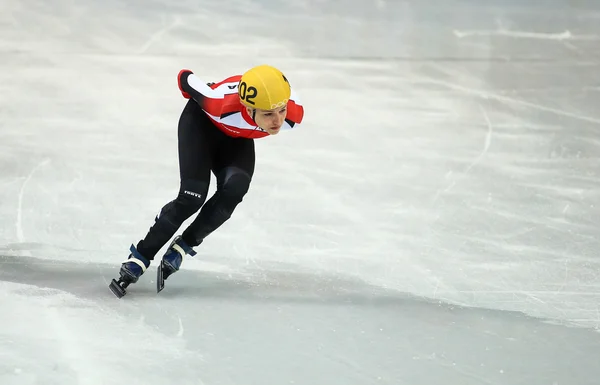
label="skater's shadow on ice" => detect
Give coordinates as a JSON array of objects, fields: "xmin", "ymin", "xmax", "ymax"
[
  {"xmin": 0, "ymin": 254, "xmax": 121, "ymax": 299},
  {"xmin": 0, "ymin": 254, "xmax": 421, "ymax": 309}
]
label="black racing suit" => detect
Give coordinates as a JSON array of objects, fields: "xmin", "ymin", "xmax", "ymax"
[{"xmin": 135, "ymin": 99, "xmax": 255, "ymax": 260}]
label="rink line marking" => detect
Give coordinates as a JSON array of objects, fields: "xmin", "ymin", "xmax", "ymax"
[
  {"xmin": 417, "ymin": 76, "xmax": 600, "ymax": 125},
  {"xmin": 136, "ymin": 16, "xmax": 181, "ymax": 54},
  {"xmin": 16, "ymin": 159, "xmax": 50, "ymax": 242},
  {"xmin": 453, "ymin": 29, "xmax": 600, "ymax": 41}
]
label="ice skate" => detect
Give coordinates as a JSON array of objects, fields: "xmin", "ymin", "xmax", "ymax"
[
  {"xmin": 157, "ymin": 235, "xmax": 196, "ymax": 293},
  {"xmin": 109, "ymin": 244, "xmax": 151, "ymax": 298}
]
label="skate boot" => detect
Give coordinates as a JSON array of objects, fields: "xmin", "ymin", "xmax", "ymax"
[
  {"xmin": 109, "ymin": 244, "xmax": 151, "ymax": 298},
  {"xmin": 157, "ymin": 235, "xmax": 196, "ymax": 293}
]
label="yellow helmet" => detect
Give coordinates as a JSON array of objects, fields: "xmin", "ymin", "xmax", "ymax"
[{"xmin": 238, "ymin": 64, "xmax": 291, "ymax": 111}]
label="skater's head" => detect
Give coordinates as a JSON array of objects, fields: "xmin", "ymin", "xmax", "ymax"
[
  {"xmin": 238, "ymin": 64, "xmax": 291, "ymax": 135},
  {"xmin": 249, "ymin": 105, "xmax": 288, "ymax": 135}
]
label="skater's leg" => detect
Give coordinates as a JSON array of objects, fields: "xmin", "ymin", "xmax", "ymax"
[
  {"xmin": 181, "ymin": 137, "xmax": 255, "ymax": 246},
  {"xmin": 135, "ymin": 179, "xmax": 208, "ymax": 260},
  {"xmin": 110, "ymin": 101, "xmax": 219, "ymax": 297},
  {"xmin": 135, "ymin": 99, "xmax": 216, "ymax": 260},
  {"xmin": 156, "ymin": 163, "xmax": 253, "ymax": 288}
]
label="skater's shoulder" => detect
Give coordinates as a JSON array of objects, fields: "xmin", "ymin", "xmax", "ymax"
[
  {"xmin": 209, "ymin": 74, "xmax": 242, "ymax": 89},
  {"xmin": 206, "ymin": 75, "xmax": 243, "ymax": 96}
]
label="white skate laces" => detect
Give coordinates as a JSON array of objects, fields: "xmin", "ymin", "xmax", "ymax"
[
  {"xmin": 172, "ymin": 243, "xmax": 186, "ymax": 258},
  {"xmin": 122, "ymin": 257, "xmax": 148, "ymax": 272}
]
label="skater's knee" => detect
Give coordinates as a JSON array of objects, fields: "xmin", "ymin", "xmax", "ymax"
[
  {"xmin": 159, "ymin": 179, "xmax": 208, "ymax": 223},
  {"xmin": 176, "ymin": 179, "xmax": 209, "ymax": 212},
  {"xmin": 211, "ymin": 170, "xmax": 250, "ymax": 222},
  {"xmin": 219, "ymin": 167, "xmax": 251, "ymax": 202}
]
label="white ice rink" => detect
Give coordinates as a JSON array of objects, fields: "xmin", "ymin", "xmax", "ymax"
[{"xmin": 1, "ymin": 0, "xmax": 600, "ymax": 384}]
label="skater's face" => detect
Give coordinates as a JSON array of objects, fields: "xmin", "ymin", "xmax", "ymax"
[{"xmin": 248, "ymin": 106, "xmax": 288, "ymax": 135}]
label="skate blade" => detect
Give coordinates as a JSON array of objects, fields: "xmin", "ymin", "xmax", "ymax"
[
  {"xmin": 109, "ymin": 279, "xmax": 127, "ymax": 298},
  {"xmin": 157, "ymin": 261, "xmax": 165, "ymax": 293}
]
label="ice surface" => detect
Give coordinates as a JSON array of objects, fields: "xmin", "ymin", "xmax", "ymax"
[{"xmin": 1, "ymin": 0, "xmax": 600, "ymax": 384}]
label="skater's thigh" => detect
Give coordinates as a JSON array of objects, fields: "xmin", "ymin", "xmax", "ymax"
[
  {"xmin": 213, "ymin": 137, "xmax": 256, "ymax": 182},
  {"xmin": 177, "ymin": 100, "xmax": 215, "ymax": 182}
]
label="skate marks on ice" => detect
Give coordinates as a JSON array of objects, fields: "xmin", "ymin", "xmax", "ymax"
[
  {"xmin": 2, "ymin": 255, "xmax": 600, "ymax": 385},
  {"xmin": 0, "ymin": 255, "xmax": 206, "ymax": 385}
]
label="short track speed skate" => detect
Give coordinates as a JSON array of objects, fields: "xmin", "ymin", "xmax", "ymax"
[
  {"xmin": 109, "ymin": 244, "xmax": 150, "ymax": 298},
  {"xmin": 109, "ymin": 274, "xmax": 133, "ymax": 299},
  {"xmin": 157, "ymin": 236, "xmax": 196, "ymax": 293}
]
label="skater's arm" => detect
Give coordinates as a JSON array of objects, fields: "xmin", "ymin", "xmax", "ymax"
[
  {"xmin": 177, "ymin": 69, "xmax": 222, "ymax": 102},
  {"xmin": 281, "ymin": 91, "xmax": 304, "ymax": 130}
]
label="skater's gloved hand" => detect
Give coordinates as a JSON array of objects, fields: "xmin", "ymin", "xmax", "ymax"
[{"xmin": 177, "ymin": 69, "xmax": 193, "ymax": 99}]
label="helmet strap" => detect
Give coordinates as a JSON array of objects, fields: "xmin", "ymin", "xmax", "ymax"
[{"xmin": 252, "ymin": 109, "xmax": 256, "ymax": 121}]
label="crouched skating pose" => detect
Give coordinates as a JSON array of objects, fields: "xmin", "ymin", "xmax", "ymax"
[{"xmin": 109, "ymin": 64, "xmax": 304, "ymax": 298}]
